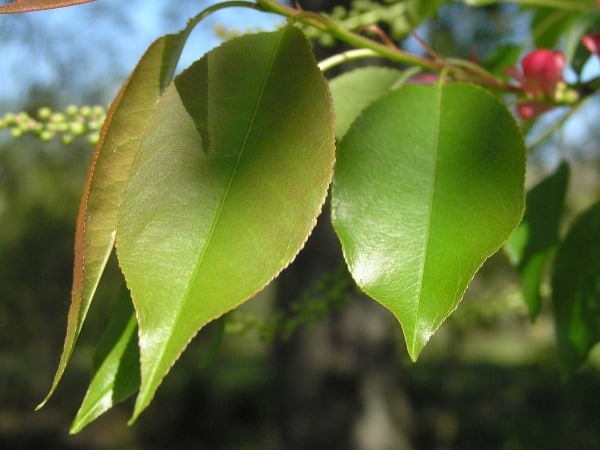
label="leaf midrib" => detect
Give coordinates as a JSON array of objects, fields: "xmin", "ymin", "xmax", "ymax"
[
  {"xmin": 410, "ymin": 83, "xmax": 443, "ymax": 356},
  {"xmin": 142, "ymin": 30, "xmax": 287, "ymax": 393}
]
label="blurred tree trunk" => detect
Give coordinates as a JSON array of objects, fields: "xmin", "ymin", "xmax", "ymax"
[{"xmin": 273, "ymin": 214, "xmax": 414, "ymax": 449}]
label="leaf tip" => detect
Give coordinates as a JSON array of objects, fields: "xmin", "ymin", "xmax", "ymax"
[
  {"xmin": 34, "ymin": 399, "xmax": 48, "ymax": 411},
  {"xmin": 404, "ymin": 320, "xmax": 438, "ymax": 362},
  {"xmin": 69, "ymin": 422, "xmax": 83, "ymax": 435},
  {"xmin": 35, "ymin": 382, "xmax": 59, "ymax": 411},
  {"xmin": 128, "ymin": 404, "xmax": 144, "ymax": 426}
]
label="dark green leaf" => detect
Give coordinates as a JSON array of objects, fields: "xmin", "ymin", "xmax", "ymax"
[
  {"xmin": 552, "ymin": 201, "xmax": 600, "ymax": 377},
  {"xmin": 70, "ymin": 286, "xmax": 139, "ymax": 433},
  {"xmin": 506, "ymin": 162, "xmax": 569, "ymax": 320},
  {"xmin": 332, "ymin": 83, "xmax": 525, "ymax": 360},
  {"xmin": 531, "ymin": 8, "xmax": 578, "ymax": 49}
]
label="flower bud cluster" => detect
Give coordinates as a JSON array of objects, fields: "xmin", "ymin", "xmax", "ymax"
[
  {"xmin": 0, "ymin": 105, "xmax": 106, "ymax": 145},
  {"xmin": 506, "ymin": 49, "xmax": 578, "ymax": 120},
  {"xmin": 505, "ymin": 27, "xmax": 600, "ymax": 120}
]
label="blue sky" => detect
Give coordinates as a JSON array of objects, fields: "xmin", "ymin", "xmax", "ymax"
[{"xmin": 0, "ymin": 0, "xmax": 284, "ymax": 108}]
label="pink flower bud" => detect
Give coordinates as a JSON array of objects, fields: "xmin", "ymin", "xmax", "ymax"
[
  {"xmin": 506, "ymin": 49, "xmax": 567, "ymax": 120},
  {"xmin": 520, "ymin": 49, "xmax": 565, "ymax": 97},
  {"xmin": 582, "ymin": 30, "xmax": 600, "ymax": 56}
]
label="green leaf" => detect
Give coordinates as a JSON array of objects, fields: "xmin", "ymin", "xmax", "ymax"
[
  {"xmin": 565, "ymin": 16, "xmax": 600, "ymax": 75},
  {"xmin": 552, "ymin": 201, "xmax": 600, "ymax": 377},
  {"xmin": 37, "ymin": 30, "xmax": 188, "ymax": 409},
  {"xmin": 116, "ymin": 26, "xmax": 335, "ymax": 421},
  {"xmin": 505, "ymin": 162, "xmax": 569, "ymax": 320},
  {"xmin": 483, "ymin": 44, "xmax": 522, "ymax": 77},
  {"xmin": 0, "ymin": 0, "xmax": 94, "ymax": 13},
  {"xmin": 332, "ymin": 83, "xmax": 525, "ymax": 360},
  {"xmin": 329, "ymin": 67, "xmax": 410, "ymax": 140},
  {"xmin": 531, "ymin": 8, "xmax": 579, "ymax": 49},
  {"xmin": 70, "ymin": 286, "xmax": 139, "ymax": 434},
  {"xmin": 463, "ymin": 0, "xmax": 499, "ymax": 6}
]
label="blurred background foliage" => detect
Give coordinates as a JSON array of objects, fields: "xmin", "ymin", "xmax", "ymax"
[{"xmin": 1, "ymin": 0, "xmax": 600, "ymax": 449}]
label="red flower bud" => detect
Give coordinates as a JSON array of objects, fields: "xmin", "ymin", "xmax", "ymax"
[
  {"xmin": 520, "ymin": 49, "xmax": 565, "ymax": 97},
  {"xmin": 506, "ymin": 49, "xmax": 566, "ymax": 120},
  {"xmin": 582, "ymin": 30, "xmax": 600, "ymax": 56}
]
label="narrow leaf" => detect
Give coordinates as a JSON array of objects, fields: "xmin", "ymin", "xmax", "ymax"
[
  {"xmin": 0, "ymin": 0, "xmax": 94, "ymax": 13},
  {"xmin": 552, "ymin": 201, "xmax": 600, "ymax": 377},
  {"xmin": 329, "ymin": 66, "xmax": 410, "ymax": 140},
  {"xmin": 116, "ymin": 26, "xmax": 335, "ymax": 421},
  {"xmin": 505, "ymin": 162, "xmax": 569, "ymax": 320},
  {"xmin": 70, "ymin": 286, "xmax": 140, "ymax": 434},
  {"xmin": 332, "ymin": 83, "xmax": 525, "ymax": 360},
  {"xmin": 38, "ymin": 31, "xmax": 188, "ymax": 408}
]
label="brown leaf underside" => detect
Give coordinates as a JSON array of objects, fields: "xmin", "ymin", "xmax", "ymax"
[{"xmin": 0, "ymin": 0, "xmax": 94, "ymax": 13}]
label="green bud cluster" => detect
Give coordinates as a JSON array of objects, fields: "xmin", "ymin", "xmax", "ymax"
[{"xmin": 0, "ymin": 104, "xmax": 106, "ymax": 145}]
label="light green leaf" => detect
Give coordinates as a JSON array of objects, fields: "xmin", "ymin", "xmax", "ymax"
[
  {"xmin": 329, "ymin": 66, "xmax": 411, "ymax": 140},
  {"xmin": 116, "ymin": 26, "xmax": 335, "ymax": 421},
  {"xmin": 552, "ymin": 201, "xmax": 600, "ymax": 377},
  {"xmin": 332, "ymin": 83, "xmax": 525, "ymax": 360},
  {"xmin": 463, "ymin": 0, "xmax": 498, "ymax": 6},
  {"xmin": 70, "ymin": 286, "xmax": 139, "ymax": 434},
  {"xmin": 38, "ymin": 30, "xmax": 188, "ymax": 409},
  {"xmin": 505, "ymin": 162, "xmax": 569, "ymax": 320}
]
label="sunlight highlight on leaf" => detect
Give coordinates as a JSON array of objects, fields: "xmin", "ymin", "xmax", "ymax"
[{"xmin": 332, "ymin": 83, "xmax": 525, "ymax": 360}]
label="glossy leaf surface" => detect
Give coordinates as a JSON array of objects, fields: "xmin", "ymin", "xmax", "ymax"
[
  {"xmin": 0, "ymin": 0, "xmax": 94, "ymax": 13},
  {"xmin": 116, "ymin": 27, "xmax": 335, "ymax": 420},
  {"xmin": 506, "ymin": 162, "xmax": 569, "ymax": 320},
  {"xmin": 332, "ymin": 83, "xmax": 525, "ymax": 360},
  {"xmin": 329, "ymin": 67, "xmax": 408, "ymax": 140},
  {"xmin": 552, "ymin": 201, "xmax": 600, "ymax": 377},
  {"xmin": 38, "ymin": 31, "xmax": 188, "ymax": 408},
  {"xmin": 70, "ymin": 287, "xmax": 139, "ymax": 433}
]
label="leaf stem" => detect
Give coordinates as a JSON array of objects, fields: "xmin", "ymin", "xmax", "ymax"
[
  {"xmin": 257, "ymin": 0, "xmax": 441, "ymax": 70},
  {"xmin": 256, "ymin": 0, "xmax": 510, "ymax": 90},
  {"xmin": 163, "ymin": 1, "xmax": 258, "ymax": 85},
  {"xmin": 318, "ymin": 48, "xmax": 381, "ymax": 72}
]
